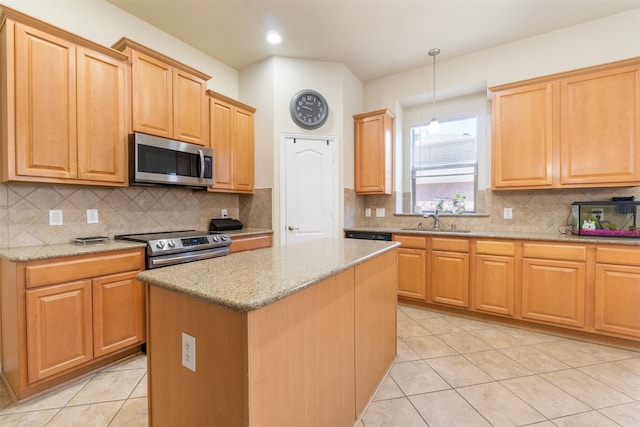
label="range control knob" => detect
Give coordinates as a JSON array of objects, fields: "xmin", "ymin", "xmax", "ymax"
[
  {"xmin": 167, "ymin": 239, "xmax": 176, "ymax": 248},
  {"xmin": 212, "ymin": 235, "xmax": 219, "ymax": 242},
  {"xmin": 155, "ymin": 240, "xmax": 165, "ymax": 249},
  {"xmin": 220, "ymin": 235, "xmax": 229, "ymax": 241}
]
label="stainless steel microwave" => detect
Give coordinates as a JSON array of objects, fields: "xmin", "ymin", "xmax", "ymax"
[{"xmin": 129, "ymin": 133, "xmax": 213, "ymax": 188}]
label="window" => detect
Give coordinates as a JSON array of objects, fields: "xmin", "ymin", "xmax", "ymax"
[{"xmin": 411, "ymin": 117, "xmax": 477, "ymax": 213}]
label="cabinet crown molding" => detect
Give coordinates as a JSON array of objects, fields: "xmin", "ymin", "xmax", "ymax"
[{"xmin": 206, "ymin": 90, "xmax": 256, "ymax": 113}]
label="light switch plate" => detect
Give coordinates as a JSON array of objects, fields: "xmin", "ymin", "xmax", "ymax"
[
  {"xmin": 365, "ymin": 208, "xmax": 371, "ymax": 217},
  {"xmin": 49, "ymin": 210, "xmax": 63, "ymax": 226},
  {"xmin": 375, "ymin": 208, "xmax": 385, "ymax": 217}
]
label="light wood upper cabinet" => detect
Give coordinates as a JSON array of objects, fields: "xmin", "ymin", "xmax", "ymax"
[
  {"xmin": 491, "ymin": 83, "xmax": 553, "ymax": 188},
  {"xmin": 208, "ymin": 91, "xmax": 256, "ymax": 193},
  {"xmin": 490, "ymin": 58, "xmax": 640, "ymax": 190},
  {"xmin": 354, "ymin": 109, "xmax": 394, "ymax": 194},
  {"xmin": 560, "ymin": 64, "xmax": 640, "ymax": 186},
  {"xmin": 113, "ymin": 38, "xmax": 210, "ymax": 146},
  {"xmin": 0, "ymin": 7, "xmax": 128, "ymax": 186}
]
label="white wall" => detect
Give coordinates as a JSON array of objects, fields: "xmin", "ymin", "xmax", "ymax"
[
  {"xmin": 3, "ymin": 0, "xmax": 239, "ymax": 97},
  {"xmin": 361, "ymin": 8, "xmax": 640, "ymax": 193}
]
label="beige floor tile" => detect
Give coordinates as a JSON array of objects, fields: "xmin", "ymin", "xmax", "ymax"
[
  {"xmin": 599, "ymin": 401, "xmax": 640, "ymax": 427},
  {"xmin": 578, "ymin": 362, "xmax": 640, "ymax": 400},
  {"xmin": 551, "ymin": 410, "xmax": 620, "ymax": 427},
  {"xmin": 610, "ymin": 357, "xmax": 640, "ymax": 376},
  {"xmin": 457, "ymin": 382, "xmax": 545, "ymax": 426},
  {"xmin": 437, "ymin": 331, "xmax": 493, "ymax": 353},
  {"xmin": 0, "ymin": 375, "xmax": 93, "ymax": 415},
  {"xmin": 397, "ymin": 319, "xmax": 430, "ymax": 338},
  {"xmin": 67, "ymin": 369, "xmax": 146, "ymax": 406},
  {"xmin": 542, "ymin": 369, "xmax": 633, "ymax": 409},
  {"xmin": 46, "ymin": 401, "xmax": 123, "ymax": 427},
  {"xmin": 499, "ymin": 345, "xmax": 571, "ymax": 373},
  {"xmin": 409, "ymin": 389, "xmax": 490, "ymax": 427},
  {"xmin": 360, "ymin": 397, "xmax": 427, "ymax": 427},
  {"xmin": 390, "ymin": 360, "xmax": 450, "ymax": 396},
  {"xmin": 0, "ymin": 382, "xmax": 13, "ymax": 411},
  {"xmin": 100, "ymin": 353, "xmax": 147, "ymax": 372},
  {"xmin": 130, "ymin": 373, "xmax": 148, "ymax": 398},
  {"xmin": 500, "ymin": 375, "xmax": 591, "ymax": 419},
  {"xmin": 109, "ymin": 397, "xmax": 148, "ymax": 427},
  {"xmin": 470, "ymin": 327, "xmax": 527, "ymax": 349},
  {"xmin": 568, "ymin": 340, "xmax": 639, "ymax": 363},
  {"xmin": 403, "ymin": 335, "xmax": 458, "ymax": 359},
  {"xmin": 397, "ymin": 339, "xmax": 421, "ymax": 362},
  {"xmin": 496, "ymin": 326, "xmax": 562, "ymax": 345},
  {"xmin": 373, "ymin": 376, "xmax": 404, "ymax": 401},
  {"xmin": 464, "ymin": 350, "xmax": 533, "ymax": 380},
  {"xmin": 397, "ymin": 309, "xmax": 411, "ymax": 322},
  {"xmin": 416, "ymin": 317, "xmax": 463, "ymax": 335},
  {"xmin": 426, "ymin": 355, "xmax": 493, "ymax": 388},
  {"xmin": 0, "ymin": 408, "xmax": 58, "ymax": 426},
  {"xmin": 399, "ymin": 305, "xmax": 442, "ymax": 320},
  {"xmin": 533, "ymin": 341, "xmax": 612, "ymax": 367},
  {"xmin": 445, "ymin": 316, "xmax": 493, "ymax": 331}
]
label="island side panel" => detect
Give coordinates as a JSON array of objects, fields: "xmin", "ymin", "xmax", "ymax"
[
  {"xmin": 247, "ymin": 268, "xmax": 356, "ymax": 427},
  {"xmin": 355, "ymin": 249, "xmax": 398, "ymax": 414},
  {"xmin": 147, "ymin": 286, "xmax": 249, "ymax": 427}
]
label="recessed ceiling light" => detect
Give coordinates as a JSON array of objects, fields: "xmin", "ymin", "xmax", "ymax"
[{"xmin": 266, "ymin": 31, "xmax": 282, "ymax": 44}]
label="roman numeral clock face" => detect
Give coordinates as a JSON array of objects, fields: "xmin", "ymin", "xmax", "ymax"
[{"xmin": 290, "ymin": 90, "xmax": 329, "ymax": 130}]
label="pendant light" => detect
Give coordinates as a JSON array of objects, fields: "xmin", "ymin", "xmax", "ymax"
[{"xmin": 427, "ymin": 48, "xmax": 440, "ymax": 134}]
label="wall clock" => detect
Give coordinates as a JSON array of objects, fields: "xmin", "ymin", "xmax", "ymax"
[{"xmin": 290, "ymin": 89, "xmax": 329, "ymax": 130}]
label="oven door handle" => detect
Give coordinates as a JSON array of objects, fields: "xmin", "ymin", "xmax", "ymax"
[{"xmin": 148, "ymin": 248, "xmax": 229, "ymax": 268}]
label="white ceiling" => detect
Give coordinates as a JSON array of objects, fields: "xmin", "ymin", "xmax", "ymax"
[{"xmin": 107, "ymin": 0, "xmax": 640, "ymax": 82}]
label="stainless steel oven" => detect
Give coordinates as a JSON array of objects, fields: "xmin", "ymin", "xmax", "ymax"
[{"xmin": 115, "ymin": 230, "xmax": 231, "ymax": 269}]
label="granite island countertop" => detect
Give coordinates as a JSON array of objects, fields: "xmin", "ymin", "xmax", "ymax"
[
  {"xmin": 137, "ymin": 238, "xmax": 399, "ymax": 312},
  {"xmin": 344, "ymin": 227, "xmax": 640, "ymax": 246}
]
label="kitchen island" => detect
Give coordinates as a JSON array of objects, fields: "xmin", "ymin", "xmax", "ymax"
[{"xmin": 137, "ymin": 238, "xmax": 399, "ymax": 427}]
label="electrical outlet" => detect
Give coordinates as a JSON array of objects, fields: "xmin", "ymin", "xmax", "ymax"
[
  {"xmin": 221, "ymin": 208, "xmax": 228, "ymax": 218},
  {"xmin": 49, "ymin": 210, "xmax": 63, "ymax": 226},
  {"xmin": 375, "ymin": 208, "xmax": 385, "ymax": 218},
  {"xmin": 503, "ymin": 207, "xmax": 513, "ymax": 219},
  {"xmin": 365, "ymin": 208, "xmax": 371, "ymax": 217},
  {"xmin": 182, "ymin": 332, "xmax": 196, "ymax": 372},
  {"xmin": 86, "ymin": 209, "xmax": 99, "ymax": 224}
]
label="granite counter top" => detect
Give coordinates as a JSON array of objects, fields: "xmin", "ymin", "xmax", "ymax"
[
  {"xmin": 0, "ymin": 240, "xmax": 147, "ymax": 262},
  {"xmin": 344, "ymin": 227, "xmax": 640, "ymax": 246},
  {"xmin": 221, "ymin": 228, "xmax": 273, "ymax": 237},
  {"xmin": 137, "ymin": 238, "xmax": 399, "ymax": 312}
]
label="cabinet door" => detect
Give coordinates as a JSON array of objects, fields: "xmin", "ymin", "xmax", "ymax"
[
  {"xmin": 26, "ymin": 281, "xmax": 93, "ymax": 383},
  {"xmin": 595, "ymin": 264, "xmax": 640, "ymax": 338},
  {"xmin": 210, "ymin": 98, "xmax": 234, "ymax": 190},
  {"xmin": 14, "ymin": 22, "xmax": 77, "ymax": 179},
  {"xmin": 173, "ymin": 68, "xmax": 208, "ymax": 145},
  {"xmin": 92, "ymin": 272, "xmax": 144, "ymax": 357},
  {"xmin": 130, "ymin": 50, "xmax": 173, "ymax": 139},
  {"xmin": 76, "ymin": 47, "xmax": 126, "ymax": 183},
  {"xmin": 491, "ymin": 83, "xmax": 553, "ymax": 188},
  {"xmin": 521, "ymin": 258, "xmax": 586, "ymax": 327},
  {"xmin": 430, "ymin": 251, "xmax": 469, "ymax": 307},
  {"xmin": 397, "ymin": 248, "xmax": 426, "ymax": 300},
  {"xmin": 234, "ymin": 107, "xmax": 255, "ymax": 193},
  {"xmin": 354, "ymin": 111, "xmax": 393, "ymax": 194},
  {"xmin": 560, "ymin": 65, "xmax": 640, "ymax": 186},
  {"xmin": 474, "ymin": 254, "xmax": 515, "ymax": 316}
]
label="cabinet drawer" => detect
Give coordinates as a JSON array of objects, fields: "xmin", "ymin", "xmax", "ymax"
[
  {"xmin": 25, "ymin": 249, "xmax": 144, "ymax": 289},
  {"xmin": 393, "ymin": 234, "xmax": 426, "ymax": 249},
  {"xmin": 476, "ymin": 240, "xmax": 515, "ymax": 256},
  {"xmin": 432, "ymin": 237, "xmax": 469, "ymax": 252},
  {"xmin": 596, "ymin": 246, "xmax": 640, "ymax": 266},
  {"xmin": 229, "ymin": 234, "xmax": 272, "ymax": 254},
  {"xmin": 522, "ymin": 243, "xmax": 586, "ymax": 261}
]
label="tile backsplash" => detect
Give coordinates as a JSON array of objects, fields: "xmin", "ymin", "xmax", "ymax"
[
  {"xmin": 0, "ymin": 183, "xmax": 272, "ymax": 248},
  {"xmin": 346, "ymin": 187, "xmax": 640, "ymax": 234}
]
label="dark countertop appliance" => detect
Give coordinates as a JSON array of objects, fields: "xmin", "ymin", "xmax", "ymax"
[
  {"xmin": 115, "ymin": 230, "xmax": 230, "ymax": 269},
  {"xmin": 344, "ymin": 230, "xmax": 392, "ymax": 241}
]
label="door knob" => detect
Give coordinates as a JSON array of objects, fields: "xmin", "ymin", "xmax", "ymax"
[{"xmin": 288, "ymin": 226, "xmax": 299, "ymax": 231}]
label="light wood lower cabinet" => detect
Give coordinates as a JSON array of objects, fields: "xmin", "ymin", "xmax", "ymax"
[
  {"xmin": 429, "ymin": 238, "xmax": 470, "ymax": 308},
  {"xmin": 521, "ymin": 243, "xmax": 587, "ymax": 328},
  {"xmin": 594, "ymin": 246, "xmax": 640, "ymax": 338},
  {"xmin": 0, "ymin": 248, "xmax": 145, "ymax": 400},
  {"xmin": 474, "ymin": 240, "xmax": 516, "ymax": 317},
  {"xmin": 394, "ymin": 234, "xmax": 426, "ymax": 300},
  {"xmin": 229, "ymin": 233, "xmax": 272, "ymax": 254}
]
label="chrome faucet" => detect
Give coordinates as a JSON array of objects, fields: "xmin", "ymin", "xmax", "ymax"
[{"xmin": 424, "ymin": 212, "xmax": 440, "ymax": 230}]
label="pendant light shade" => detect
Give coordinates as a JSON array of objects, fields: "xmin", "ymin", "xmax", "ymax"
[{"xmin": 428, "ymin": 48, "xmax": 440, "ymax": 134}]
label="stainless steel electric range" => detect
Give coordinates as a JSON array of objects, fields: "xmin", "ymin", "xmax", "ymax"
[{"xmin": 115, "ymin": 230, "xmax": 231, "ymax": 269}]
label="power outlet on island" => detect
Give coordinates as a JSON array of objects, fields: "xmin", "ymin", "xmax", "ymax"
[{"xmin": 181, "ymin": 332, "xmax": 196, "ymax": 372}]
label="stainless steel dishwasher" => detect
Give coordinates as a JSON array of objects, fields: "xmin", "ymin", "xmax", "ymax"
[{"xmin": 344, "ymin": 230, "xmax": 393, "ymax": 241}]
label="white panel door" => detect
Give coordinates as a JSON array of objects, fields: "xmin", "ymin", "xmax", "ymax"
[{"xmin": 283, "ymin": 136, "xmax": 338, "ymax": 245}]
